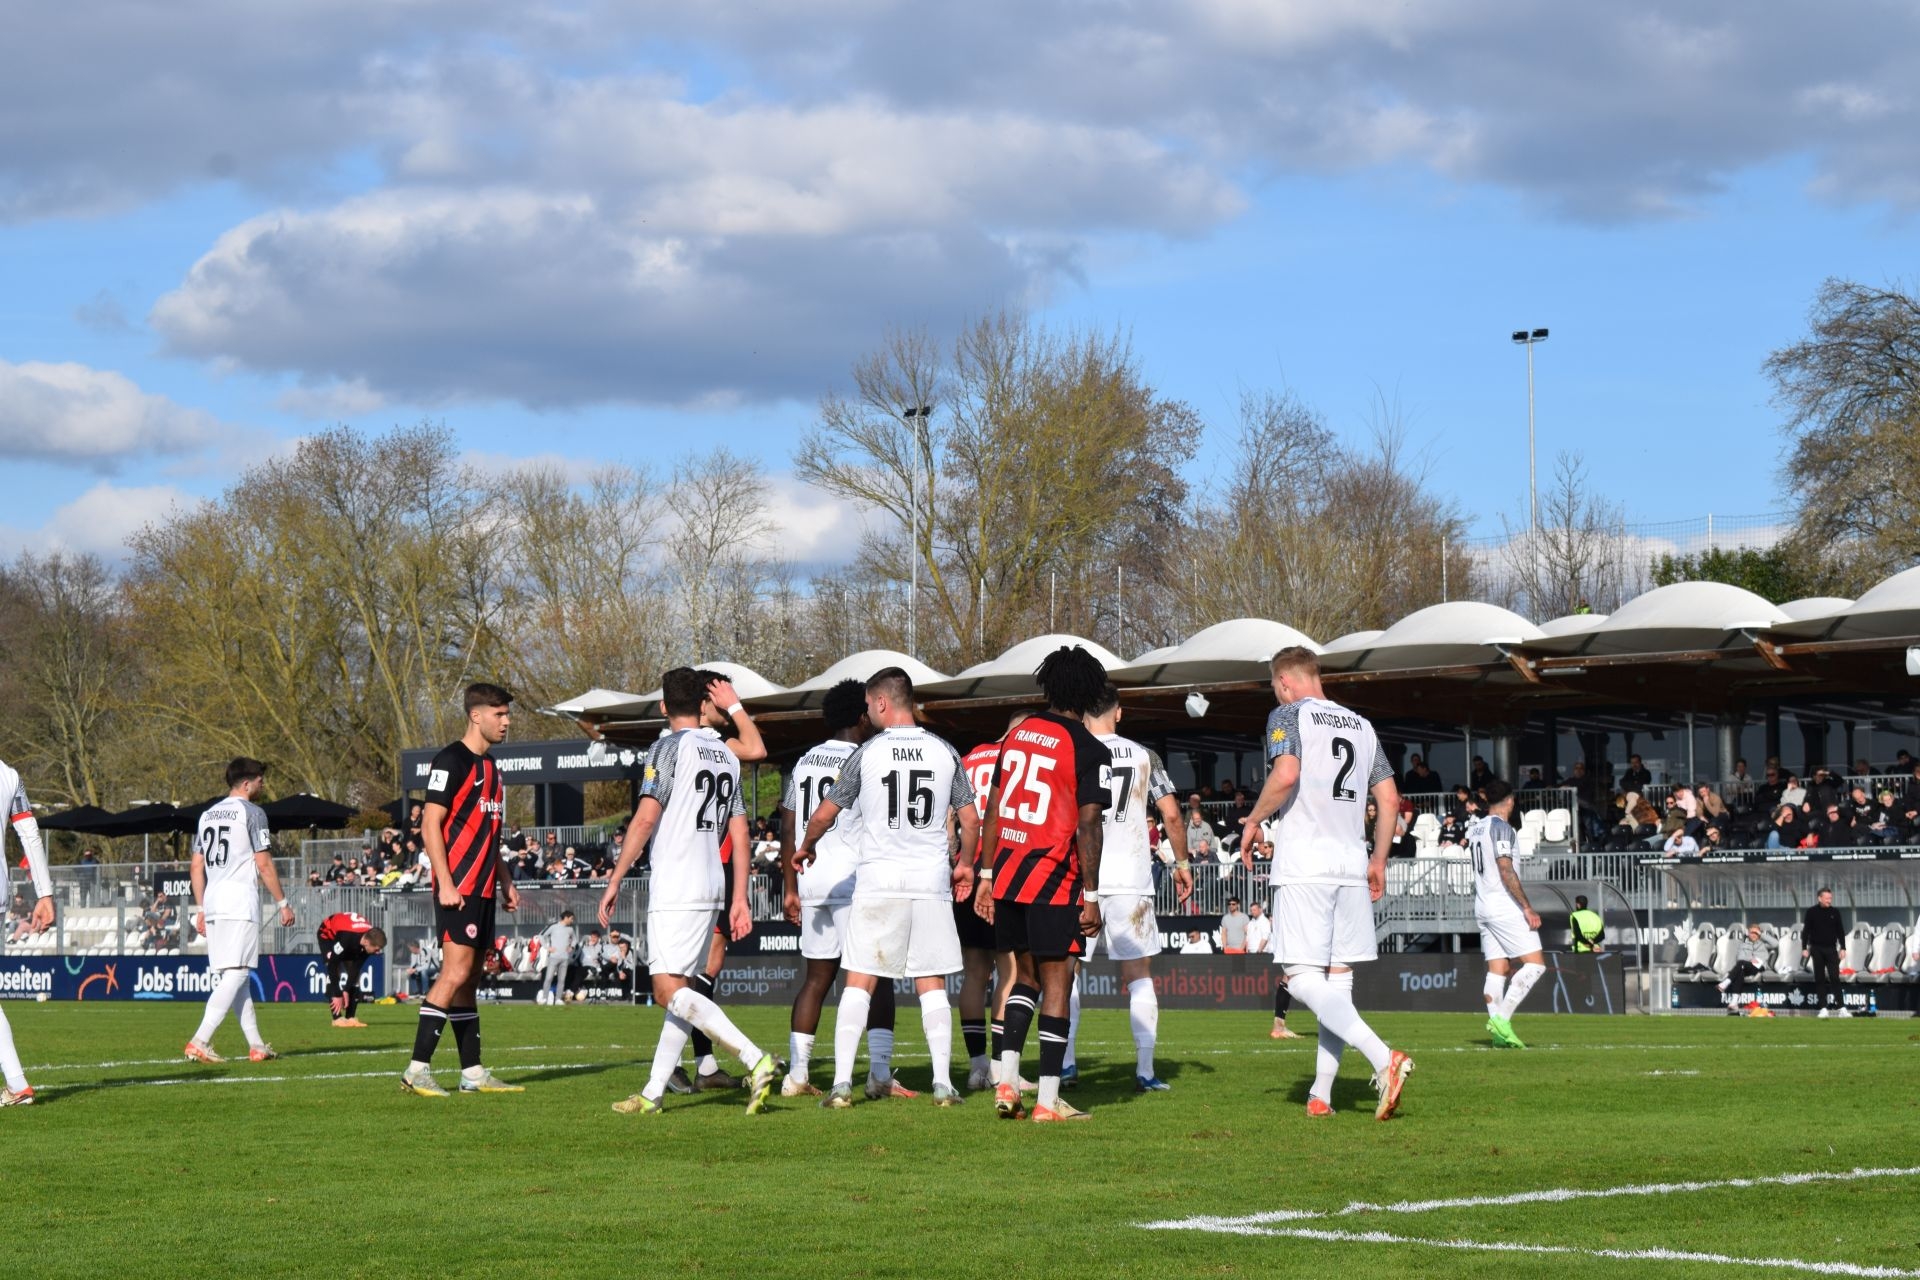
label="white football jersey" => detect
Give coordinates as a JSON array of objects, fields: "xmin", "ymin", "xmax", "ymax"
[
  {"xmin": 196, "ymin": 796, "xmax": 272, "ymax": 921},
  {"xmin": 640, "ymin": 727, "xmax": 743, "ymax": 910},
  {"xmin": 827, "ymin": 725, "xmax": 975, "ymax": 900},
  {"xmin": 1094, "ymin": 733, "xmax": 1175, "ymax": 896},
  {"xmin": 782, "ymin": 738, "xmax": 859, "ymax": 905},
  {"xmin": 1468, "ymin": 814, "xmax": 1524, "ymax": 919},
  {"xmin": 1263, "ymin": 697, "xmax": 1392, "ymax": 885},
  {"xmin": 0, "ymin": 759, "xmax": 51, "ymax": 900}
]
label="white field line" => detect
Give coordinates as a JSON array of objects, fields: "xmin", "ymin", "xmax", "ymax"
[
  {"xmin": 1140, "ymin": 1165, "xmax": 1920, "ymax": 1231},
  {"xmin": 35, "ymin": 1063, "xmax": 614, "ymax": 1091},
  {"xmin": 26, "ymin": 1043, "xmax": 635, "ymax": 1074},
  {"xmin": 1247, "ymin": 1227, "xmax": 1920, "ymax": 1279}
]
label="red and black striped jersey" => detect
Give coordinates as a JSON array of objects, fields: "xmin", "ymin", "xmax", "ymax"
[
  {"xmin": 988, "ymin": 712, "xmax": 1111, "ymax": 907},
  {"xmin": 424, "ymin": 740, "xmax": 503, "ymax": 900},
  {"xmin": 960, "ymin": 741, "xmax": 1002, "ymax": 902},
  {"xmin": 318, "ymin": 911, "xmax": 373, "ymax": 942}
]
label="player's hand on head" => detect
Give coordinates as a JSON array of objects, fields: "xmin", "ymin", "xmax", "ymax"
[{"xmin": 706, "ymin": 678, "xmax": 738, "ymax": 707}]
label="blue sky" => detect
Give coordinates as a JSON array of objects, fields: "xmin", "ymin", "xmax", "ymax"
[{"xmin": 4, "ymin": 2, "xmax": 1917, "ymax": 562}]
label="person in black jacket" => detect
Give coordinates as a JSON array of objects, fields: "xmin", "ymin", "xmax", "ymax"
[
  {"xmin": 1619, "ymin": 754, "xmax": 1653, "ymax": 794},
  {"xmin": 1801, "ymin": 888, "xmax": 1847, "ymax": 1016}
]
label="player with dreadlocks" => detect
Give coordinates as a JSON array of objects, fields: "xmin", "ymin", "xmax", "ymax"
[{"xmin": 972, "ymin": 645, "xmax": 1112, "ymax": 1122}]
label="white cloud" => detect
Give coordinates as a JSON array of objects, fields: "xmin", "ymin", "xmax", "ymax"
[
  {"xmin": 275, "ymin": 377, "xmax": 387, "ymax": 419},
  {"xmin": 0, "ymin": 481, "xmax": 197, "ymax": 560},
  {"xmin": 0, "ymin": 359, "xmax": 224, "ymax": 466},
  {"xmin": 763, "ymin": 474, "xmax": 868, "ymax": 567}
]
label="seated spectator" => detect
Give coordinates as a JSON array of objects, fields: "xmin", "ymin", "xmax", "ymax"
[
  {"xmin": 1446, "ymin": 785, "xmax": 1472, "ymax": 821},
  {"xmin": 1729, "ymin": 759, "xmax": 1752, "ymax": 785},
  {"xmin": 1620, "ymin": 753, "xmax": 1653, "ymax": 793},
  {"xmin": 1699, "ymin": 823, "xmax": 1727, "ymax": 854},
  {"xmin": 1179, "ymin": 930, "xmax": 1214, "ymax": 955},
  {"xmin": 1779, "ymin": 774, "xmax": 1807, "ymax": 808},
  {"xmin": 1184, "ymin": 797, "xmax": 1217, "ymax": 863},
  {"xmin": 1436, "ymin": 810, "xmax": 1466, "ymax": 847},
  {"xmin": 324, "ymin": 854, "xmax": 348, "ymax": 883},
  {"xmin": 1764, "ymin": 803, "xmax": 1805, "ymax": 850},
  {"xmin": 1670, "ymin": 785, "xmax": 1698, "ymax": 819},
  {"xmin": 1663, "ymin": 828, "xmax": 1699, "ymax": 857},
  {"xmin": 560, "ymin": 846, "xmax": 593, "ymax": 879},
  {"xmin": 1697, "ymin": 782, "xmax": 1730, "ymax": 827},
  {"xmin": 1716, "ymin": 923, "xmax": 1770, "ymax": 1000},
  {"xmin": 1866, "ymin": 788, "xmax": 1905, "ymax": 844},
  {"xmin": 1753, "ymin": 765, "xmax": 1785, "ymax": 815},
  {"xmin": 1808, "ymin": 767, "xmax": 1843, "ymax": 811},
  {"xmin": 1810, "ymin": 802, "xmax": 1858, "ymax": 849}
]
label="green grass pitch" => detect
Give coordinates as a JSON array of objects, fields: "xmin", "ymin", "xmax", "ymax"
[{"xmin": 3, "ymin": 1002, "xmax": 1916, "ymax": 1279}]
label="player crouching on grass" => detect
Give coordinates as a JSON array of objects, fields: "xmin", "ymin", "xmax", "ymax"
[
  {"xmin": 599, "ymin": 667, "xmax": 778, "ymax": 1117},
  {"xmin": 1240, "ymin": 647, "xmax": 1413, "ymax": 1121},
  {"xmin": 1468, "ymin": 780, "xmax": 1547, "ymax": 1048},
  {"xmin": 318, "ymin": 911, "xmax": 386, "ymax": 1028},
  {"xmin": 186, "ymin": 757, "xmax": 295, "ymax": 1066}
]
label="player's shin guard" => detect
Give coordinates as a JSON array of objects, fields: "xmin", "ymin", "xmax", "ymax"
[
  {"xmin": 1498, "ymin": 962, "xmax": 1547, "ymax": 1019},
  {"xmin": 1035, "ymin": 1014, "xmax": 1069, "ymax": 1112},
  {"xmin": 832, "ymin": 986, "xmax": 871, "ymax": 1089},
  {"xmin": 0, "ymin": 1005, "xmax": 27, "ymax": 1092},
  {"xmin": 999, "ymin": 984, "xmax": 1039, "ymax": 1084},
  {"xmin": 920, "ymin": 989, "xmax": 954, "ymax": 1089},
  {"xmin": 1064, "ymin": 976, "xmax": 1081, "ymax": 1071},
  {"xmin": 447, "ymin": 1006, "xmax": 481, "ymax": 1070},
  {"xmin": 410, "ymin": 1001, "xmax": 448, "ymax": 1068},
  {"xmin": 193, "ymin": 968, "xmax": 249, "ymax": 1045},
  {"xmin": 1483, "ymin": 972, "xmax": 1507, "ymax": 1009},
  {"xmin": 688, "ymin": 972, "xmax": 717, "ymax": 1069},
  {"xmin": 1312, "ymin": 1026, "xmax": 1347, "ymax": 1104},
  {"xmin": 666, "ymin": 986, "xmax": 762, "ymax": 1069},
  {"xmin": 1127, "ymin": 977, "xmax": 1158, "ymax": 1078},
  {"xmin": 646, "ymin": 1012, "xmax": 694, "ymax": 1100},
  {"xmin": 235, "ymin": 980, "xmax": 264, "ymax": 1049},
  {"xmin": 1284, "ymin": 966, "xmax": 1389, "ymax": 1073}
]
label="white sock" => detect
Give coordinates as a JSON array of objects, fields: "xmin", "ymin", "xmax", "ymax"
[
  {"xmin": 461, "ymin": 1064, "xmax": 486, "ymax": 1082},
  {"xmin": 696, "ymin": 1053, "xmax": 720, "ymax": 1077},
  {"xmin": 834, "ymin": 987, "xmax": 872, "ymax": 1089},
  {"xmin": 193, "ymin": 969, "xmax": 250, "ymax": 1046},
  {"xmin": 235, "ymin": 981, "xmax": 264, "ymax": 1049},
  {"xmin": 1312, "ymin": 1025, "xmax": 1347, "ymax": 1103},
  {"xmin": 1285, "ymin": 968, "xmax": 1389, "ymax": 1073},
  {"xmin": 920, "ymin": 990, "xmax": 953, "ymax": 1088},
  {"xmin": 1127, "ymin": 977, "xmax": 1158, "ymax": 1078},
  {"xmin": 789, "ymin": 1031, "xmax": 815, "ymax": 1084},
  {"xmin": 667, "ymin": 988, "xmax": 762, "ymax": 1069},
  {"xmin": 1498, "ymin": 962, "xmax": 1547, "ymax": 1019},
  {"xmin": 0, "ymin": 1005, "xmax": 25, "ymax": 1092},
  {"xmin": 866, "ymin": 1027, "xmax": 895, "ymax": 1082},
  {"xmin": 645, "ymin": 1012, "xmax": 693, "ymax": 1100},
  {"xmin": 1484, "ymin": 972, "xmax": 1508, "ymax": 1011},
  {"xmin": 1064, "ymin": 976, "xmax": 1081, "ymax": 1071}
]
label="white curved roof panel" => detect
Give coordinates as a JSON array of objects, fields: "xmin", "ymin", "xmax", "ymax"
[
  {"xmin": 917, "ymin": 633, "xmax": 1124, "ymax": 699},
  {"xmin": 1773, "ymin": 566, "xmax": 1920, "ymax": 640},
  {"xmin": 1536, "ymin": 613, "xmax": 1610, "ymax": 638},
  {"xmin": 1112, "ymin": 617, "xmax": 1319, "ymax": 686},
  {"xmin": 1775, "ymin": 596, "xmax": 1854, "ymax": 623},
  {"xmin": 1322, "ymin": 602, "xmax": 1541, "ymax": 672},
  {"xmin": 1531, "ymin": 581, "xmax": 1787, "ymax": 655},
  {"xmin": 751, "ymin": 650, "xmax": 952, "ymax": 709}
]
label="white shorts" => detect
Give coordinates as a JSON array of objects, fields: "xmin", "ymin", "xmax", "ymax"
[
  {"xmin": 1477, "ymin": 912, "xmax": 1543, "ymax": 961},
  {"xmin": 1094, "ymin": 894, "xmax": 1162, "ymax": 962},
  {"xmin": 842, "ymin": 897, "xmax": 961, "ymax": 980},
  {"xmin": 1271, "ymin": 882, "xmax": 1377, "ymax": 967},
  {"xmin": 646, "ymin": 908, "xmax": 719, "ymax": 979},
  {"xmin": 206, "ymin": 917, "xmax": 260, "ymax": 970},
  {"xmin": 800, "ymin": 901, "xmax": 853, "ymax": 961}
]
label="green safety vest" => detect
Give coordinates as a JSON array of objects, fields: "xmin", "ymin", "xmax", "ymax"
[{"xmin": 1569, "ymin": 909, "xmax": 1604, "ymax": 951}]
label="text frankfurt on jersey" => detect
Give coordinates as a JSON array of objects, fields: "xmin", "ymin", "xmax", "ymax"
[
  {"xmin": 1308, "ymin": 710, "xmax": 1363, "ymax": 730},
  {"xmin": 1011, "ymin": 727, "xmax": 1059, "ymax": 747}
]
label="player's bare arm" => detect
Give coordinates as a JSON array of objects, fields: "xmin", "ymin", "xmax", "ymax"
[
  {"xmin": 796, "ymin": 796, "xmax": 843, "ymax": 871},
  {"xmin": 1368, "ymin": 777, "xmax": 1399, "ymax": 902},
  {"xmin": 1498, "ymin": 857, "xmax": 1541, "ymax": 929},
  {"xmin": 725, "ymin": 813, "xmax": 753, "ymax": 941},
  {"xmin": 778, "ymin": 806, "xmax": 802, "ymax": 924},
  {"xmin": 950, "ymin": 804, "xmax": 979, "ymax": 903},
  {"xmin": 598, "ymin": 796, "xmax": 663, "ymax": 929},
  {"xmin": 1076, "ymin": 801, "xmax": 1105, "ymax": 936},
  {"xmin": 1156, "ymin": 793, "xmax": 1193, "ymax": 899},
  {"xmin": 492, "ymin": 833, "xmax": 519, "ymax": 913},
  {"xmin": 190, "ymin": 849, "xmax": 209, "ymax": 936},
  {"xmin": 1242, "ymin": 755, "xmax": 1299, "ymax": 870},
  {"xmin": 973, "ymin": 778, "xmax": 1006, "ymax": 924},
  {"xmin": 707, "ymin": 678, "xmax": 767, "ymax": 762},
  {"xmin": 421, "ymin": 800, "xmax": 460, "ymax": 909},
  {"xmin": 255, "ymin": 848, "xmax": 296, "ymax": 927}
]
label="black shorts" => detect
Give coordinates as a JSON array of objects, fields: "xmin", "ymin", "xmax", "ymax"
[
  {"xmin": 994, "ymin": 900, "xmax": 1083, "ymax": 960},
  {"xmin": 953, "ymin": 899, "xmax": 995, "ymax": 952},
  {"xmin": 437, "ymin": 894, "xmax": 497, "ymax": 952}
]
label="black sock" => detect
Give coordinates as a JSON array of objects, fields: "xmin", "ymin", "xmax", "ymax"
[
  {"xmin": 1037, "ymin": 1014, "xmax": 1070, "ymax": 1079},
  {"xmin": 990, "ymin": 1019, "xmax": 1004, "ymax": 1060},
  {"xmin": 410, "ymin": 1002, "xmax": 448, "ymax": 1063},
  {"xmin": 1001, "ymin": 984, "xmax": 1040, "ymax": 1055},
  {"xmin": 1274, "ymin": 984, "xmax": 1292, "ymax": 1017},
  {"xmin": 689, "ymin": 974, "xmax": 716, "ymax": 1060},
  {"xmin": 961, "ymin": 1020, "xmax": 987, "ymax": 1059},
  {"xmin": 448, "ymin": 1007, "xmax": 481, "ymax": 1070}
]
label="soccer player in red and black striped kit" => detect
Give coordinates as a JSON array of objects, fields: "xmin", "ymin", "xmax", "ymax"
[
  {"xmin": 973, "ymin": 646, "xmax": 1111, "ymax": 1122},
  {"xmin": 318, "ymin": 911, "xmax": 386, "ymax": 1028},
  {"xmin": 401, "ymin": 683, "xmax": 523, "ymax": 1097}
]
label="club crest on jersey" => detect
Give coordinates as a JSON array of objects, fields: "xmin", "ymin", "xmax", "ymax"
[{"xmin": 465, "ymin": 923, "xmax": 478, "ymax": 940}]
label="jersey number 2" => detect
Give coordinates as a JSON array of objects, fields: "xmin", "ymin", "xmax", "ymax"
[{"xmin": 1330, "ymin": 737, "xmax": 1357, "ymax": 801}]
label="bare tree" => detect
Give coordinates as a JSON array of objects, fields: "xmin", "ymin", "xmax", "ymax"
[
  {"xmin": 1495, "ymin": 452, "xmax": 1644, "ymax": 617},
  {"xmin": 0, "ymin": 551, "xmax": 132, "ymax": 806},
  {"xmin": 667, "ymin": 448, "xmax": 776, "ymax": 665}
]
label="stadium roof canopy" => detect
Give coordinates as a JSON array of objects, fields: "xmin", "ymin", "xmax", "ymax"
[{"xmin": 549, "ymin": 567, "xmax": 1920, "ymax": 758}]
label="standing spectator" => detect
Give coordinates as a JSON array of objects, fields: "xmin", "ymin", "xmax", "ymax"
[
  {"xmin": 1245, "ymin": 900, "xmax": 1272, "ymax": 957},
  {"xmin": 1620, "ymin": 754, "xmax": 1652, "ymax": 794},
  {"xmin": 1568, "ymin": 896, "xmax": 1604, "ymax": 953},
  {"xmin": 1217, "ymin": 898, "xmax": 1250, "ymax": 954},
  {"xmin": 1802, "ymin": 888, "xmax": 1847, "ymax": 1017},
  {"xmin": 1402, "ymin": 754, "xmax": 1442, "ymax": 791},
  {"xmin": 400, "ymin": 941, "xmax": 432, "ymax": 996},
  {"xmin": 536, "ymin": 910, "xmax": 577, "ymax": 1005},
  {"xmin": 1716, "ymin": 923, "xmax": 1771, "ymax": 1007},
  {"xmin": 323, "ymin": 854, "xmax": 348, "ymax": 884},
  {"xmin": 1729, "ymin": 759, "xmax": 1752, "ymax": 786},
  {"xmin": 1468, "ymin": 756, "xmax": 1493, "ymax": 791}
]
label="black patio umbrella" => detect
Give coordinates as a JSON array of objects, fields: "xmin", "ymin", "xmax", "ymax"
[
  {"xmin": 95, "ymin": 803, "xmax": 193, "ymax": 837},
  {"xmin": 261, "ymin": 794, "xmax": 358, "ymax": 831},
  {"xmin": 35, "ymin": 804, "xmax": 118, "ymax": 833}
]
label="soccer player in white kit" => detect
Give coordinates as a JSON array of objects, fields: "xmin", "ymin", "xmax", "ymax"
[
  {"xmin": 185, "ymin": 758, "xmax": 296, "ymax": 1064},
  {"xmin": 599, "ymin": 667, "xmax": 777, "ymax": 1116},
  {"xmin": 0, "ymin": 757, "xmax": 53, "ymax": 1104},
  {"xmin": 1080, "ymin": 683, "xmax": 1188, "ymax": 1092},
  {"xmin": 1239, "ymin": 647, "xmax": 1413, "ymax": 1120},
  {"xmin": 1469, "ymin": 779, "xmax": 1547, "ymax": 1049},
  {"xmin": 798, "ymin": 667, "xmax": 979, "ymax": 1109}
]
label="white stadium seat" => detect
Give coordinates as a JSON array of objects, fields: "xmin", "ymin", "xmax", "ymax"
[
  {"xmin": 1769, "ymin": 924, "xmax": 1805, "ymax": 979},
  {"xmin": 1864, "ymin": 924, "xmax": 1905, "ymax": 982},
  {"xmin": 1543, "ymin": 809, "xmax": 1572, "ymax": 844},
  {"xmin": 1710, "ymin": 927, "xmax": 1742, "ymax": 978},
  {"xmin": 1680, "ymin": 922, "xmax": 1719, "ymax": 977},
  {"xmin": 1840, "ymin": 923, "xmax": 1875, "ymax": 980}
]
